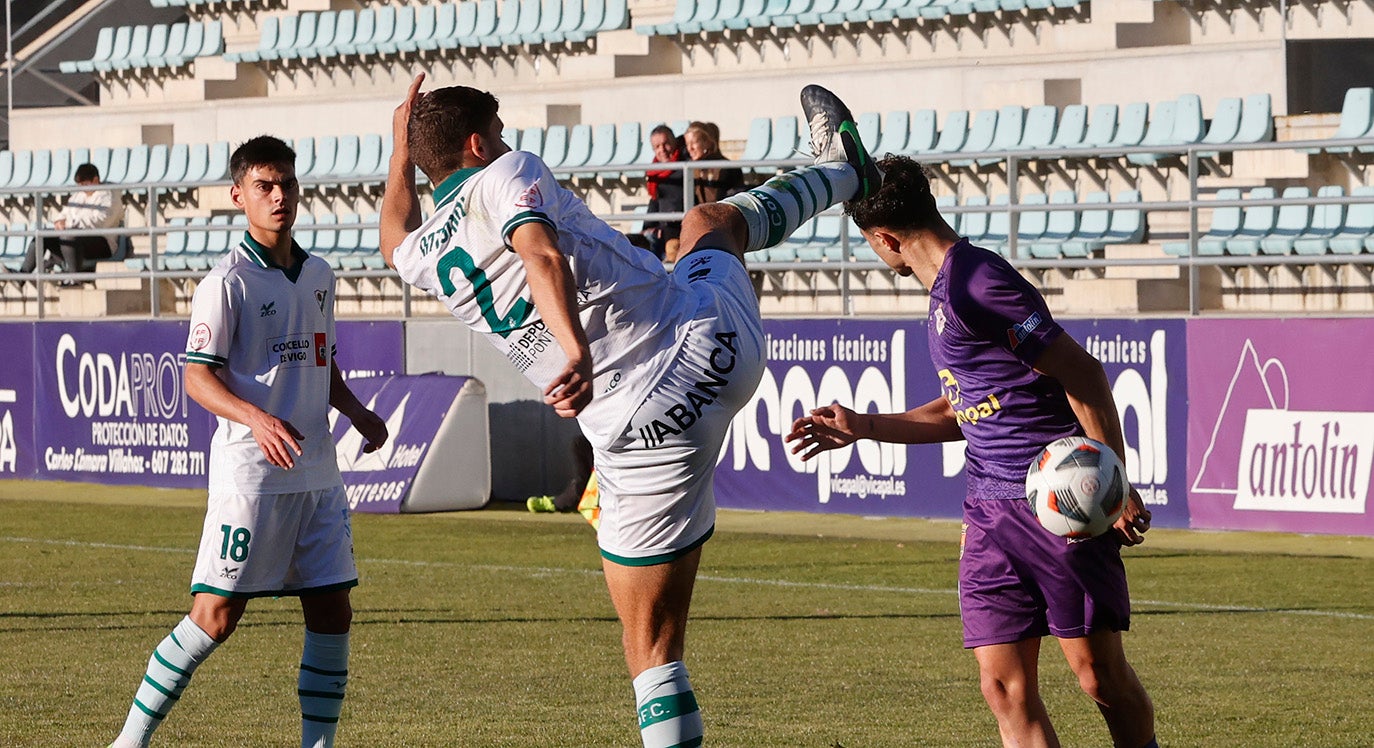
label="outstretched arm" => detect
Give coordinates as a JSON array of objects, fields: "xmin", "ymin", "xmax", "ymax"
[
  {"xmin": 329, "ymin": 362, "xmax": 388, "ymax": 454},
  {"xmin": 786, "ymin": 395, "xmax": 962, "ymax": 461},
  {"xmin": 380, "ymin": 74, "xmax": 427, "ymax": 268},
  {"xmin": 1033, "ymin": 332, "xmax": 1151, "ymax": 545},
  {"xmin": 508, "ymin": 222, "xmax": 592, "ymax": 418},
  {"xmin": 185, "ymin": 362, "xmax": 304, "ymax": 469}
]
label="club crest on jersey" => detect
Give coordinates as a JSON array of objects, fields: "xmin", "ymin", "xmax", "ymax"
[
  {"xmin": 315, "ymin": 289, "xmax": 328, "ymax": 313},
  {"xmin": 190, "ymin": 323, "xmax": 212, "ymax": 351},
  {"xmin": 933, "ymin": 304, "xmax": 947, "ymax": 335},
  {"xmin": 515, "ymin": 183, "xmax": 543, "ymax": 209},
  {"xmin": 1007, "ymin": 311, "xmax": 1042, "ymax": 349}
]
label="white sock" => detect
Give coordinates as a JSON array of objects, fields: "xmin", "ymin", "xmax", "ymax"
[
  {"xmin": 722, "ymin": 162, "xmax": 859, "ymax": 252},
  {"xmin": 299, "ymin": 630, "xmax": 350, "ymax": 748},
  {"xmin": 113, "ymin": 616, "xmax": 220, "ymax": 748},
  {"xmin": 633, "ymin": 661, "xmax": 703, "ymax": 748}
]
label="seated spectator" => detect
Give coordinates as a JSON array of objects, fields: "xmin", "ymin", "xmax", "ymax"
[
  {"xmin": 684, "ymin": 121, "xmax": 745, "ymax": 207},
  {"xmin": 644, "ymin": 124, "xmax": 685, "ymax": 261},
  {"xmin": 19, "ymin": 163, "xmax": 123, "ymax": 284}
]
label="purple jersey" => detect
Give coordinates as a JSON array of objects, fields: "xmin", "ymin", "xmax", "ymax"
[{"xmin": 927, "ymin": 239, "xmax": 1081, "ymax": 500}]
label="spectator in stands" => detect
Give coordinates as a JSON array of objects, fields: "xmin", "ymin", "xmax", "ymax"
[
  {"xmin": 684, "ymin": 121, "xmax": 745, "ymax": 207},
  {"xmin": 786, "ymin": 155, "xmax": 1159, "ymax": 748},
  {"xmin": 644, "ymin": 124, "xmax": 685, "ymax": 261},
  {"xmin": 381, "ymin": 74, "xmax": 881, "ymax": 748},
  {"xmin": 18, "ymin": 163, "xmax": 123, "ymax": 284}
]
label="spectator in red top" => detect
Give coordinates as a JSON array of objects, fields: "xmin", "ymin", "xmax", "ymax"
[{"xmin": 643, "ymin": 124, "xmax": 685, "ymax": 261}]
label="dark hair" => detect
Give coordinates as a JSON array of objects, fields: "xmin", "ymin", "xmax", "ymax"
[
  {"xmin": 73, "ymin": 163, "xmax": 100, "ymax": 183},
  {"xmin": 845, "ymin": 155, "xmax": 941, "ymax": 233},
  {"xmin": 650, "ymin": 124, "xmax": 676, "ymax": 140},
  {"xmin": 230, "ymin": 136, "xmax": 297, "ymax": 184},
  {"xmin": 408, "ymin": 86, "xmax": 501, "ymax": 182}
]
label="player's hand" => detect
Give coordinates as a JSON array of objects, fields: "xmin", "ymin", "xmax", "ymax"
[
  {"xmin": 544, "ymin": 356, "xmax": 593, "ymax": 418},
  {"xmin": 786, "ymin": 403, "xmax": 861, "ymax": 461},
  {"xmin": 1113, "ymin": 487, "xmax": 1151, "ymax": 546},
  {"xmin": 391, "ymin": 73, "xmax": 426, "ymax": 167},
  {"xmin": 248, "ymin": 413, "xmax": 305, "ymax": 469},
  {"xmin": 352, "ymin": 408, "xmax": 389, "ymax": 454}
]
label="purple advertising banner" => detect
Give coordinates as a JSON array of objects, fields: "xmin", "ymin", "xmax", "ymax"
[
  {"xmin": 25, "ymin": 320, "xmax": 403, "ymax": 489},
  {"xmin": 715, "ymin": 317, "xmax": 1189, "ymax": 527},
  {"xmin": 1187, "ymin": 319, "xmax": 1374, "ymax": 535},
  {"xmin": 332, "ymin": 374, "xmax": 474, "ymax": 513},
  {"xmin": 0, "ymin": 324, "xmax": 36, "ymax": 479}
]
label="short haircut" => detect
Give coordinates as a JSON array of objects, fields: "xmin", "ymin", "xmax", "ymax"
[
  {"xmin": 408, "ymin": 86, "xmax": 500, "ymax": 182},
  {"xmin": 230, "ymin": 136, "xmax": 297, "ymax": 185},
  {"xmin": 649, "ymin": 124, "xmax": 676, "ymax": 141},
  {"xmin": 845, "ymin": 155, "xmax": 941, "ymax": 233},
  {"xmin": 73, "ymin": 163, "xmax": 100, "ymax": 183}
]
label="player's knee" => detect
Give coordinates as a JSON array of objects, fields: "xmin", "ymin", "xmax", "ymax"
[
  {"xmin": 1074, "ymin": 657, "xmax": 1138, "ymax": 707},
  {"xmin": 979, "ymin": 671, "xmax": 1031, "ymax": 715}
]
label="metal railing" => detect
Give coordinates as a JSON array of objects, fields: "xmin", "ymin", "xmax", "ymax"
[{"xmin": 2, "ymin": 134, "xmax": 1374, "ymax": 318}]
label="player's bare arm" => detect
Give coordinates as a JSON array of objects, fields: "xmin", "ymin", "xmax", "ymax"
[
  {"xmin": 328, "ymin": 362, "xmax": 388, "ymax": 454},
  {"xmin": 1032, "ymin": 332, "xmax": 1152, "ymax": 545},
  {"xmin": 185, "ymin": 362, "xmax": 304, "ymax": 469},
  {"xmin": 786, "ymin": 396, "xmax": 962, "ymax": 461},
  {"xmin": 509, "ymin": 221, "xmax": 593, "ymax": 418},
  {"xmin": 379, "ymin": 73, "xmax": 427, "ymax": 268}
]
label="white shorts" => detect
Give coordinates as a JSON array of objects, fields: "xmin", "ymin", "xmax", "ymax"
[
  {"xmin": 190, "ymin": 484, "xmax": 358, "ymax": 598},
  {"xmin": 595, "ymin": 249, "xmax": 765, "ymax": 565}
]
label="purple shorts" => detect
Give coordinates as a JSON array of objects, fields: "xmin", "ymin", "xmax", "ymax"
[{"xmin": 959, "ymin": 496, "xmax": 1131, "ymax": 649}]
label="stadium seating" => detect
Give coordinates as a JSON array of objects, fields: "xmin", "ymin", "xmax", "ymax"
[{"xmin": 60, "ymin": 21, "xmax": 223, "ymax": 74}]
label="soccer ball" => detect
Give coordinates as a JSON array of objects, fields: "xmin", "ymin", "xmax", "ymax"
[{"xmin": 1025, "ymin": 436, "xmax": 1128, "ymax": 539}]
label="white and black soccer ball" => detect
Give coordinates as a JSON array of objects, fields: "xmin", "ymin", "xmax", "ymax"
[{"xmin": 1025, "ymin": 436, "xmax": 1128, "ymax": 539}]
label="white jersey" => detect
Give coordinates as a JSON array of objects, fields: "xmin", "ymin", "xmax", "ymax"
[
  {"xmin": 186, "ymin": 233, "xmax": 342, "ymax": 494},
  {"xmin": 392, "ymin": 151, "xmax": 697, "ymax": 447}
]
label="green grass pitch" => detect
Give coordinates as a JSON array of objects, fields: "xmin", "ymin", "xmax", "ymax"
[{"xmin": 3, "ymin": 480, "xmax": 1374, "ymax": 746}]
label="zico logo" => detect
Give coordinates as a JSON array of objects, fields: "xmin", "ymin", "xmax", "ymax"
[
  {"xmin": 940, "ymin": 369, "xmax": 1002, "ymax": 426},
  {"xmin": 636, "ymin": 331, "xmax": 740, "ymax": 447},
  {"xmin": 267, "ymin": 333, "xmax": 328, "ymax": 367},
  {"xmin": 722, "ymin": 330, "xmax": 907, "ymax": 504}
]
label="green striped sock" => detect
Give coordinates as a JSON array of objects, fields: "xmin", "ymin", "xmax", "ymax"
[
  {"xmin": 299, "ymin": 630, "xmax": 349, "ymax": 748},
  {"xmin": 115, "ymin": 616, "xmax": 218, "ymax": 748},
  {"xmin": 722, "ymin": 162, "xmax": 859, "ymax": 253},
  {"xmin": 633, "ymin": 661, "xmax": 703, "ymax": 748}
]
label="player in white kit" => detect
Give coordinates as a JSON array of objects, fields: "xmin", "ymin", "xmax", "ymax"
[
  {"xmin": 381, "ymin": 74, "xmax": 881, "ymax": 747},
  {"xmin": 108, "ymin": 136, "xmax": 388, "ymax": 748}
]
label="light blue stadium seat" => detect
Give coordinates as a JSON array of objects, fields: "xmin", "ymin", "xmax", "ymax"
[
  {"xmin": 904, "ymin": 109, "xmax": 938, "ymax": 154},
  {"xmin": 359, "ymin": 6, "xmax": 399, "ymax": 55},
  {"xmin": 5, "ymin": 150, "xmax": 31, "ymax": 190},
  {"xmin": 0, "ymin": 151, "xmax": 13, "ymax": 189},
  {"xmin": 103, "ymin": 148, "xmax": 129, "ymax": 184},
  {"xmin": 44, "ymin": 149, "xmax": 72, "ymax": 188},
  {"xmin": 306, "ymin": 136, "xmax": 337, "ymax": 179},
  {"xmin": 502, "ymin": 127, "xmax": 520, "ymax": 152},
  {"xmin": 932, "ymin": 110, "xmax": 970, "ymax": 155},
  {"xmin": 1005, "ymin": 192, "xmax": 1049, "ymax": 258},
  {"xmin": 205, "ymin": 142, "xmax": 230, "ymax": 181},
  {"xmin": 579, "ymin": 123, "xmax": 618, "ymax": 178},
  {"xmin": 1104, "ymin": 190, "xmax": 1145, "ymax": 245},
  {"xmin": 1081, "ymin": 103, "xmax": 1118, "ymax": 149},
  {"xmin": 702, "ymin": 0, "xmax": 745, "ymax": 32},
  {"xmin": 759, "ymin": 115, "xmax": 800, "ymax": 173},
  {"xmin": 2, "ymin": 223, "xmax": 29, "ymax": 271},
  {"xmin": 520, "ymin": 126, "xmax": 545, "ymax": 158},
  {"xmin": 401, "ymin": 5, "xmax": 437, "ymax": 53},
  {"xmin": 769, "ymin": 214, "xmax": 815, "ymax": 262},
  {"xmin": 313, "ymin": 11, "xmax": 354, "ymax": 57},
  {"xmin": 1163, "ymin": 188, "xmax": 1240, "ymax": 256},
  {"xmin": 332, "ymin": 136, "xmax": 361, "ymax": 177},
  {"xmin": 295, "ymin": 137, "xmax": 316, "ymax": 177},
  {"xmin": 163, "ymin": 143, "xmax": 190, "ymax": 184},
  {"xmin": 126, "ymin": 24, "xmax": 169, "ymax": 68},
  {"xmin": 65, "ymin": 27, "xmax": 114, "ymax": 73},
  {"xmin": 563, "ymin": 123, "xmax": 593, "ymax": 171},
  {"xmin": 1020, "ymin": 105, "xmax": 1058, "ymax": 151},
  {"xmin": 641, "ymin": 0, "xmax": 695, "ymax": 34},
  {"xmin": 353, "ymin": 134, "xmax": 384, "ymax": 177},
  {"xmin": 293, "ymin": 12, "xmax": 334, "ymax": 60},
  {"xmin": 1127, "ymin": 99, "xmax": 1179, "ymax": 166},
  {"xmin": 1328, "ymin": 186, "xmax": 1374, "ymax": 255},
  {"xmin": 543, "ymin": 0, "xmax": 584, "ymax": 42},
  {"xmin": 960, "ymin": 194, "xmax": 990, "ymax": 243},
  {"xmin": 459, "ymin": 0, "xmax": 498, "ymax": 46},
  {"xmin": 204, "ymin": 214, "xmax": 233, "ymax": 255},
  {"xmin": 1259, "ymin": 186, "xmax": 1312, "ymax": 256},
  {"xmin": 420, "ymin": 4, "xmax": 457, "ymax": 50},
  {"xmin": 313, "ymin": 214, "xmax": 339, "ymax": 254},
  {"xmin": 609, "ymin": 122, "xmax": 642, "ymax": 167},
  {"xmin": 679, "ymin": 0, "xmax": 725, "ymax": 34},
  {"xmin": 1235, "ymin": 93, "xmax": 1274, "ymax": 147},
  {"xmin": 1196, "ymin": 96, "xmax": 1241, "ymax": 159},
  {"xmin": 1058, "ymin": 192, "xmax": 1115, "ymax": 259},
  {"xmin": 797, "ymin": 0, "xmax": 845, "ymax": 27},
  {"xmin": 983, "ymin": 194, "xmax": 1012, "ymax": 253},
  {"xmin": 804, "ymin": 213, "xmax": 841, "ymax": 261},
  {"xmin": 724, "ymin": 0, "xmax": 770, "ymax": 29},
  {"xmin": 1048, "ymin": 104, "xmax": 1088, "ymax": 150},
  {"xmin": 27, "ymin": 149, "xmax": 51, "ymax": 189},
  {"xmin": 1028, "ymin": 190, "xmax": 1079, "ymax": 258},
  {"xmin": 857, "ymin": 112, "xmax": 881, "ymax": 155},
  {"xmin": 149, "ymin": 23, "xmax": 187, "ymax": 67},
  {"xmin": 481, "ymin": 0, "xmax": 521, "ymax": 47},
  {"xmin": 181, "ymin": 143, "xmax": 210, "ymax": 182},
  {"xmin": 379, "ymin": 6, "xmax": 421, "ymax": 55},
  {"xmin": 543, "ymin": 125, "xmax": 570, "ymax": 168},
  {"xmin": 143, "ymin": 145, "xmax": 168, "ymax": 184},
  {"xmin": 1292, "ymin": 185, "xmax": 1344, "ymax": 256},
  {"xmin": 873, "ymin": 110, "xmax": 909, "ymax": 156},
  {"xmin": 1223, "ymin": 186, "xmax": 1276, "ymax": 256},
  {"xmin": 978, "ymin": 105, "xmax": 1026, "ymax": 166},
  {"xmin": 950, "ymin": 108, "xmax": 997, "ymax": 167},
  {"xmin": 741, "ymin": 117, "xmax": 772, "ymax": 167},
  {"xmin": 1320, "ymin": 87, "xmax": 1373, "ymax": 154},
  {"xmin": 335, "ymin": 8, "xmax": 374, "ymax": 55},
  {"xmin": 335, "ymin": 213, "xmax": 363, "ymax": 254},
  {"xmin": 94, "ymin": 27, "xmax": 133, "ymax": 72}
]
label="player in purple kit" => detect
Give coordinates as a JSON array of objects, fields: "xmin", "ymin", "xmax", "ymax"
[{"xmin": 786, "ymin": 155, "xmax": 1158, "ymax": 748}]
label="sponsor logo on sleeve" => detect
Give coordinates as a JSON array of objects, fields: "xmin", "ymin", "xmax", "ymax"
[
  {"xmin": 1007, "ymin": 311, "xmax": 1042, "ymax": 349},
  {"xmin": 515, "ymin": 183, "xmax": 543, "ymax": 209}
]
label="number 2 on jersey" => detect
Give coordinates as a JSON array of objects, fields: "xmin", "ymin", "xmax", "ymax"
[{"xmin": 437, "ymin": 244, "xmax": 533, "ymax": 338}]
